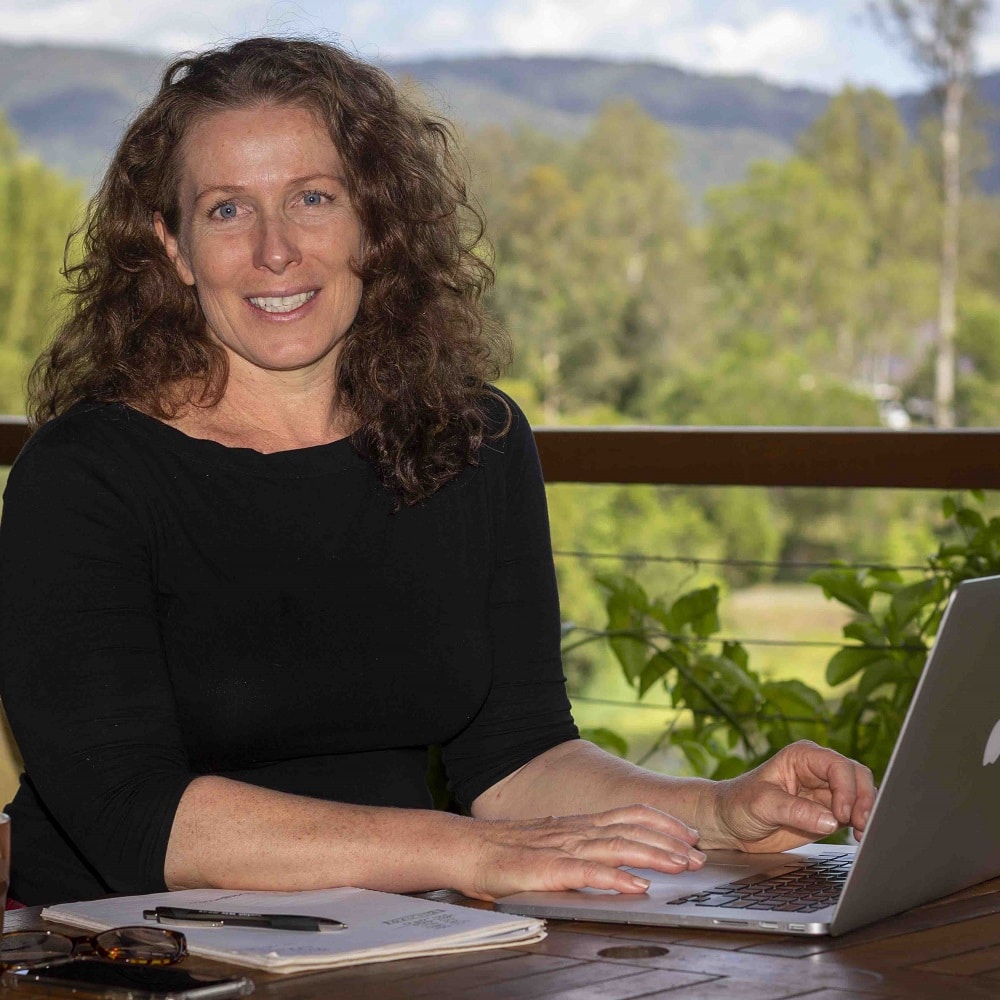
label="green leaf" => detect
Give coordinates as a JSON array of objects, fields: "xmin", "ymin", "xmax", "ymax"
[
  {"xmin": 663, "ymin": 585, "xmax": 720, "ymax": 636},
  {"xmin": 602, "ymin": 575, "xmax": 653, "ymax": 684},
  {"xmin": 936, "ymin": 543, "xmax": 966, "ymax": 558},
  {"xmin": 842, "ymin": 620, "xmax": 886, "ymax": 646},
  {"xmin": 580, "ymin": 727, "xmax": 629, "ymax": 758},
  {"xmin": 957, "ymin": 508, "xmax": 986, "ymax": 533},
  {"xmin": 888, "ymin": 577, "xmax": 945, "ymax": 630},
  {"xmin": 856, "ymin": 658, "xmax": 907, "ymax": 700},
  {"xmin": 698, "ymin": 652, "xmax": 760, "ymax": 695},
  {"xmin": 826, "ymin": 646, "xmax": 894, "ymax": 686},
  {"xmin": 865, "ymin": 566, "xmax": 904, "ymax": 590},
  {"xmin": 808, "ymin": 570, "xmax": 872, "ymax": 614},
  {"xmin": 761, "ymin": 679, "xmax": 827, "ymax": 718},
  {"xmin": 609, "ymin": 633, "xmax": 650, "ymax": 684},
  {"xmin": 597, "ymin": 573, "xmax": 650, "ymax": 613},
  {"xmin": 638, "ymin": 651, "xmax": 675, "ymax": 699},
  {"xmin": 721, "ymin": 641, "xmax": 750, "ymax": 672}
]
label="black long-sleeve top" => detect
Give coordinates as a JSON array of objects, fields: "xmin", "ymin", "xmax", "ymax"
[{"xmin": 0, "ymin": 392, "xmax": 578, "ymax": 905}]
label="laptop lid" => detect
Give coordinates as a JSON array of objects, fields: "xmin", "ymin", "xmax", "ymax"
[{"xmin": 830, "ymin": 572, "xmax": 1000, "ymax": 933}]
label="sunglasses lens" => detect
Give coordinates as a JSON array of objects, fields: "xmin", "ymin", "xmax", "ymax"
[{"xmin": 95, "ymin": 926, "xmax": 186, "ymax": 964}]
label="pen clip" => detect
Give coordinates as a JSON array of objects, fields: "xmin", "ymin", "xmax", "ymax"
[{"xmin": 142, "ymin": 908, "xmax": 225, "ymax": 928}]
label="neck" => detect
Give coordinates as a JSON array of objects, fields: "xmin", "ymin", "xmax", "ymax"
[{"xmin": 173, "ymin": 361, "xmax": 352, "ymax": 452}]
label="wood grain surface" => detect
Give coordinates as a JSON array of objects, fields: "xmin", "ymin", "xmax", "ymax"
[{"xmin": 4, "ymin": 877, "xmax": 999, "ymax": 999}]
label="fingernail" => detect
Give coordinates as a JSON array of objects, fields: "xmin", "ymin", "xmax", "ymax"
[
  {"xmin": 670, "ymin": 853, "xmax": 691, "ymax": 866},
  {"xmin": 861, "ymin": 809, "xmax": 870, "ymax": 827},
  {"xmin": 691, "ymin": 849, "xmax": 707, "ymax": 863},
  {"xmin": 630, "ymin": 876, "xmax": 650, "ymax": 890},
  {"xmin": 818, "ymin": 815, "xmax": 838, "ymax": 833}
]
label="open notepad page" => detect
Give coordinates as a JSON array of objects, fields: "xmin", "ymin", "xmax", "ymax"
[{"xmin": 43, "ymin": 886, "xmax": 546, "ymax": 973}]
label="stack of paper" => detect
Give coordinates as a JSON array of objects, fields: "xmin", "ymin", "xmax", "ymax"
[{"xmin": 43, "ymin": 887, "xmax": 546, "ymax": 974}]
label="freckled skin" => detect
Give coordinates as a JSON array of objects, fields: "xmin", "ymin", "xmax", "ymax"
[{"xmin": 155, "ymin": 103, "xmax": 364, "ymax": 382}]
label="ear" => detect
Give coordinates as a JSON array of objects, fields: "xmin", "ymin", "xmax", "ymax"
[{"xmin": 153, "ymin": 211, "xmax": 196, "ymax": 287}]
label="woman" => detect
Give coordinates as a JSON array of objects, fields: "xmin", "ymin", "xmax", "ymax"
[{"xmin": 0, "ymin": 37, "xmax": 873, "ymax": 907}]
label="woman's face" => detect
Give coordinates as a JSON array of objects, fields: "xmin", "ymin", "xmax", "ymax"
[{"xmin": 155, "ymin": 102, "xmax": 364, "ymax": 381}]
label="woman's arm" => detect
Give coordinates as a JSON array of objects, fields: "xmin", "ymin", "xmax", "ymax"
[
  {"xmin": 472, "ymin": 737, "xmax": 876, "ymax": 853},
  {"xmin": 165, "ymin": 738, "xmax": 875, "ymax": 900},
  {"xmin": 164, "ymin": 773, "xmax": 704, "ymax": 901}
]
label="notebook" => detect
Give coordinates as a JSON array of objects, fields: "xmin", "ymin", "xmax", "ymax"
[{"xmin": 496, "ymin": 573, "xmax": 1000, "ymax": 935}]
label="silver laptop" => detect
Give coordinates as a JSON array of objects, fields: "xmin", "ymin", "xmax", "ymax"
[{"xmin": 496, "ymin": 573, "xmax": 1000, "ymax": 935}]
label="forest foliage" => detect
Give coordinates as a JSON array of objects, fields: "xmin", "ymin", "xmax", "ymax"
[{"xmin": 0, "ymin": 113, "xmax": 82, "ymax": 413}]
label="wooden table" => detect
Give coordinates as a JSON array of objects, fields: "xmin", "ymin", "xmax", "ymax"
[{"xmin": 4, "ymin": 879, "xmax": 1000, "ymax": 999}]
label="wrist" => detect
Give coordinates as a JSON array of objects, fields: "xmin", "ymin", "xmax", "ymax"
[
  {"xmin": 422, "ymin": 812, "xmax": 487, "ymax": 896},
  {"xmin": 685, "ymin": 777, "xmax": 732, "ymax": 849}
]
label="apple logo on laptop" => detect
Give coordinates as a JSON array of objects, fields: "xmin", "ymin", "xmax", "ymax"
[{"xmin": 984, "ymin": 718, "xmax": 1000, "ymax": 766}]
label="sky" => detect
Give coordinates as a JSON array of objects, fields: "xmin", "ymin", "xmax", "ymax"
[{"xmin": 1, "ymin": 0, "xmax": 1000, "ymax": 94}]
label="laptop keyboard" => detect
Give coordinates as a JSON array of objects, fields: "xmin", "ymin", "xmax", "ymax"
[{"xmin": 665, "ymin": 851, "xmax": 854, "ymax": 913}]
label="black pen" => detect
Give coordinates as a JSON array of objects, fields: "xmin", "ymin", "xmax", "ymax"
[{"xmin": 142, "ymin": 905, "xmax": 347, "ymax": 932}]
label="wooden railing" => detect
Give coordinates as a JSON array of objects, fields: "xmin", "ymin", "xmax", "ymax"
[
  {"xmin": 2, "ymin": 417, "xmax": 999, "ymax": 488},
  {"xmin": 535, "ymin": 426, "xmax": 1000, "ymax": 489}
]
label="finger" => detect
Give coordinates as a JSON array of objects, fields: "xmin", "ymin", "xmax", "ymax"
[
  {"xmin": 816, "ymin": 756, "xmax": 875, "ymax": 830},
  {"xmin": 754, "ymin": 784, "xmax": 839, "ymax": 838},
  {"xmin": 850, "ymin": 772, "xmax": 877, "ymax": 835},
  {"xmin": 545, "ymin": 856, "xmax": 655, "ymax": 895},
  {"xmin": 822, "ymin": 757, "xmax": 859, "ymax": 826},
  {"xmin": 579, "ymin": 822, "xmax": 706, "ymax": 864},
  {"xmin": 568, "ymin": 830, "xmax": 707, "ymax": 873},
  {"xmin": 591, "ymin": 805, "xmax": 699, "ymax": 845},
  {"xmin": 788, "ymin": 744, "xmax": 871, "ymax": 828}
]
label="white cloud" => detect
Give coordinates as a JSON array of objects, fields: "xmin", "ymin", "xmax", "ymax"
[
  {"xmin": 482, "ymin": 1, "xmax": 835, "ymax": 86},
  {"xmin": 699, "ymin": 9, "xmax": 829, "ymax": 78},
  {"xmin": 340, "ymin": 0, "xmax": 388, "ymax": 37},
  {"xmin": 976, "ymin": 28, "xmax": 1000, "ymax": 72},
  {"xmin": 0, "ymin": 0, "xmax": 260, "ymax": 49},
  {"xmin": 0, "ymin": 0, "xmax": 376, "ymax": 52},
  {"xmin": 490, "ymin": 0, "xmax": 692, "ymax": 55},
  {"xmin": 406, "ymin": 3, "xmax": 477, "ymax": 48}
]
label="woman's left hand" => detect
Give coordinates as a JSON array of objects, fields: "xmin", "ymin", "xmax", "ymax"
[{"xmin": 700, "ymin": 740, "xmax": 876, "ymax": 853}]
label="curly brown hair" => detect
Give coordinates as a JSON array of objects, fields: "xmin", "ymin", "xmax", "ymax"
[{"xmin": 29, "ymin": 36, "xmax": 511, "ymax": 503}]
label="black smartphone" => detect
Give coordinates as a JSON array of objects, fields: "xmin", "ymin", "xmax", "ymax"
[{"xmin": 1, "ymin": 957, "xmax": 254, "ymax": 998}]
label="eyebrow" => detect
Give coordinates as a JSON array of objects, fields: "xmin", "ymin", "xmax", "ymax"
[{"xmin": 193, "ymin": 174, "xmax": 347, "ymax": 204}]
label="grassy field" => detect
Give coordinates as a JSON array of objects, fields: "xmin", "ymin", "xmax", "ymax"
[{"xmin": 569, "ymin": 582, "xmax": 853, "ymax": 768}]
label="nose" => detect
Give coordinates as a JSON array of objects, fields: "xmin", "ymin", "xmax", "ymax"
[{"xmin": 253, "ymin": 213, "xmax": 301, "ymax": 273}]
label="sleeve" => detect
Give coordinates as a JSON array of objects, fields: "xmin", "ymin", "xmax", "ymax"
[
  {"xmin": 442, "ymin": 395, "xmax": 579, "ymax": 808},
  {"xmin": 0, "ymin": 424, "xmax": 194, "ymax": 893}
]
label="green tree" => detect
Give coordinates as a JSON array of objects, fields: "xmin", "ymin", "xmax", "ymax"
[
  {"xmin": 869, "ymin": 0, "xmax": 989, "ymax": 426},
  {"xmin": 489, "ymin": 160, "xmax": 584, "ymax": 422},
  {"xmin": 568, "ymin": 102, "xmax": 702, "ymax": 416},
  {"xmin": 473, "ymin": 103, "xmax": 703, "ymax": 421},
  {"xmin": 705, "ymin": 159, "xmax": 872, "ymax": 366},
  {"xmin": 798, "ymin": 87, "xmax": 939, "ymax": 379},
  {"xmin": 0, "ymin": 111, "xmax": 83, "ymax": 412}
]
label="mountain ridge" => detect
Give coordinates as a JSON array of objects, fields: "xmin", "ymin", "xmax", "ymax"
[{"xmin": 2, "ymin": 39, "xmax": 997, "ymax": 199}]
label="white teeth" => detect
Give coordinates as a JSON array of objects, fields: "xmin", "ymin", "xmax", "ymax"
[{"xmin": 249, "ymin": 291, "xmax": 316, "ymax": 313}]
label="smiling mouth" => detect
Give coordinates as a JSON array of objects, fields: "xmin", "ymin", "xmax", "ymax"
[{"xmin": 248, "ymin": 290, "xmax": 317, "ymax": 314}]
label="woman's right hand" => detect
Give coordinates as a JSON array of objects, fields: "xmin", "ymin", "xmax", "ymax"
[{"xmin": 457, "ymin": 805, "xmax": 706, "ymax": 901}]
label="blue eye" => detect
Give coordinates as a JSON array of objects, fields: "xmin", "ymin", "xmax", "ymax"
[
  {"xmin": 217, "ymin": 202, "xmax": 238, "ymax": 219},
  {"xmin": 302, "ymin": 191, "xmax": 330, "ymax": 206}
]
